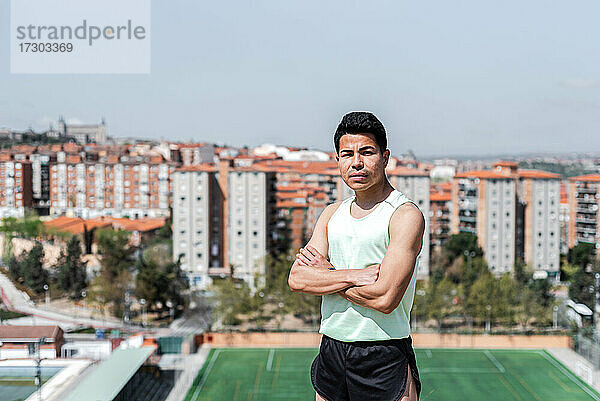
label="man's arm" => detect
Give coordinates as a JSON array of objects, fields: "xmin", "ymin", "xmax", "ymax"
[
  {"xmin": 338, "ymin": 203, "xmax": 425, "ymax": 314},
  {"xmin": 288, "ymin": 202, "xmax": 379, "ymax": 295}
]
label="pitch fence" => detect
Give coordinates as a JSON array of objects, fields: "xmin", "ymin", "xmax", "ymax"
[{"xmin": 576, "ymin": 332, "xmax": 600, "ymax": 369}]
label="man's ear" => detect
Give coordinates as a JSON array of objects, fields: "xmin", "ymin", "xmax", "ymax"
[{"xmin": 383, "ymin": 149, "xmax": 390, "ymax": 166}]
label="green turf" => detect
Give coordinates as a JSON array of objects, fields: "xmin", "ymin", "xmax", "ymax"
[{"xmin": 185, "ymin": 347, "xmax": 600, "ymax": 401}]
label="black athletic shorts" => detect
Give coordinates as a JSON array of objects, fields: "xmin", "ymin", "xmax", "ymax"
[{"xmin": 311, "ymin": 335, "xmax": 421, "ymax": 401}]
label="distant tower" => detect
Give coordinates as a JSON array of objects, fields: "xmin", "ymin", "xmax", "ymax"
[{"xmin": 57, "ymin": 116, "xmax": 66, "ymax": 137}]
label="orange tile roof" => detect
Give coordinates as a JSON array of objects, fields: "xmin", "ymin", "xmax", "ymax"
[
  {"xmin": 175, "ymin": 163, "xmax": 217, "ymax": 172},
  {"xmin": 276, "ymin": 200, "xmax": 308, "ymax": 208},
  {"xmin": 439, "ymin": 182, "xmax": 452, "ymax": 191},
  {"xmin": 430, "ymin": 192, "xmax": 452, "ymax": 202},
  {"xmin": 569, "ymin": 174, "xmax": 600, "ymax": 182},
  {"xmin": 45, "ymin": 216, "xmax": 165, "ymax": 234},
  {"xmin": 44, "ymin": 217, "xmax": 112, "ymax": 235},
  {"xmin": 455, "ymin": 170, "xmax": 512, "ymax": 179},
  {"xmin": 518, "ymin": 170, "xmax": 561, "ymax": 179},
  {"xmin": 493, "ymin": 161, "xmax": 519, "ymax": 168},
  {"xmin": 387, "ymin": 167, "xmax": 429, "ymax": 177}
]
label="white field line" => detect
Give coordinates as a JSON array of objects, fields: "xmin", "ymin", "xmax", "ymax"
[
  {"xmin": 420, "ymin": 368, "xmax": 498, "ymax": 374},
  {"xmin": 191, "ymin": 349, "xmax": 221, "ymax": 400},
  {"xmin": 537, "ymin": 351, "xmax": 600, "ymax": 401},
  {"xmin": 267, "ymin": 349, "xmax": 275, "ymax": 371},
  {"xmin": 484, "ymin": 350, "xmax": 505, "ymax": 373},
  {"xmin": 425, "ymin": 349, "xmax": 432, "ymax": 359}
]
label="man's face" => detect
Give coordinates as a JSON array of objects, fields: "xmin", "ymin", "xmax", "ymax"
[{"xmin": 336, "ymin": 133, "xmax": 390, "ymax": 192}]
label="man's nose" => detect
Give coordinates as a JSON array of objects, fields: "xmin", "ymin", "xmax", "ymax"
[{"xmin": 351, "ymin": 154, "xmax": 363, "ymax": 169}]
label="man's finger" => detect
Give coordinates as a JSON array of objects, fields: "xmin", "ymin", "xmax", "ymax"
[
  {"xmin": 296, "ymin": 257, "xmax": 309, "ymax": 266},
  {"xmin": 297, "ymin": 253, "xmax": 314, "ymax": 266},
  {"xmin": 305, "ymin": 245, "xmax": 321, "ymax": 257},
  {"xmin": 299, "ymin": 248, "xmax": 315, "ymax": 260}
]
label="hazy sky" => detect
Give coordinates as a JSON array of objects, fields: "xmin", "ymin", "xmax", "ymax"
[{"xmin": 1, "ymin": 1, "xmax": 599, "ymax": 157}]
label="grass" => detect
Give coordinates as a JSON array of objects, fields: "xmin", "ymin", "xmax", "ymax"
[{"xmin": 185, "ymin": 347, "xmax": 600, "ymax": 401}]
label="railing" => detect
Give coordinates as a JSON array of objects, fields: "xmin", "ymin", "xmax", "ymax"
[
  {"xmin": 576, "ymin": 333, "xmax": 600, "ymax": 369},
  {"xmin": 577, "ymin": 197, "xmax": 597, "ymax": 204},
  {"xmin": 577, "ymin": 216, "xmax": 597, "ymax": 224},
  {"xmin": 576, "ymin": 235, "xmax": 596, "ymax": 244},
  {"xmin": 577, "ymin": 207, "xmax": 598, "ymax": 214},
  {"xmin": 576, "ymin": 187, "xmax": 597, "ymax": 194},
  {"xmin": 577, "ymin": 226, "xmax": 598, "ymax": 235}
]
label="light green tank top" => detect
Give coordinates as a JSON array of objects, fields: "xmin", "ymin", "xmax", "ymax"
[{"xmin": 320, "ymin": 189, "xmax": 421, "ymax": 342}]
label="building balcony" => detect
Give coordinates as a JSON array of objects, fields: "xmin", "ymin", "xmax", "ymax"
[
  {"xmin": 459, "ymin": 226, "xmax": 476, "ymax": 234},
  {"xmin": 459, "ymin": 216, "xmax": 476, "ymax": 223},
  {"xmin": 576, "ymin": 187, "xmax": 597, "ymax": 194},
  {"xmin": 576, "ymin": 235, "xmax": 596, "ymax": 244},
  {"xmin": 577, "ymin": 207, "xmax": 598, "ymax": 214},
  {"xmin": 577, "ymin": 197, "xmax": 597, "ymax": 204},
  {"xmin": 577, "ymin": 226, "xmax": 598, "ymax": 235},
  {"xmin": 576, "ymin": 216, "xmax": 597, "ymax": 224}
]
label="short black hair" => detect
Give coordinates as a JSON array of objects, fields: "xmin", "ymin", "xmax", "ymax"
[{"xmin": 334, "ymin": 111, "xmax": 387, "ymax": 154}]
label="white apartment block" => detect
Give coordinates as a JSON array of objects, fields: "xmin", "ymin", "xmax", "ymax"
[
  {"xmin": 518, "ymin": 173, "xmax": 561, "ymax": 274},
  {"xmin": 172, "ymin": 168, "xmax": 213, "ymax": 289},
  {"xmin": 453, "ymin": 163, "xmax": 561, "ymax": 276},
  {"xmin": 228, "ymin": 170, "xmax": 273, "ymax": 290}
]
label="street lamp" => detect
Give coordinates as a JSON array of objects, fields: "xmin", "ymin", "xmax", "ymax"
[
  {"xmin": 553, "ymin": 305, "xmax": 559, "ymax": 330},
  {"xmin": 486, "ymin": 304, "xmax": 492, "ymax": 333},
  {"xmin": 43, "ymin": 285, "xmax": 49, "ymax": 306},
  {"xmin": 166, "ymin": 300, "xmax": 174, "ymax": 322},
  {"xmin": 139, "ymin": 298, "xmax": 147, "ymax": 326},
  {"xmin": 81, "ymin": 290, "xmax": 87, "ymax": 316},
  {"xmin": 35, "ymin": 336, "xmax": 47, "ymax": 401}
]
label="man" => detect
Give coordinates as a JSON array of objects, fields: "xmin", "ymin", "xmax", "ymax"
[{"xmin": 288, "ymin": 111, "xmax": 424, "ymax": 401}]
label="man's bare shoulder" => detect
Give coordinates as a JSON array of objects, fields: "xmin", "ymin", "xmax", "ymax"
[
  {"xmin": 389, "ymin": 202, "xmax": 425, "ymax": 237},
  {"xmin": 319, "ymin": 200, "xmax": 343, "ymax": 222}
]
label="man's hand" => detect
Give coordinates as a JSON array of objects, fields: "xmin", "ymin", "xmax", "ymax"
[
  {"xmin": 296, "ymin": 245, "xmax": 334, "ymax": 269},
  {"xmin": 352, "ymin": 263, "xmax": 381, "ymax": 286},
  {"xmin": 297, "ymin": 246, "xmax": 380, "ymax": 287}
]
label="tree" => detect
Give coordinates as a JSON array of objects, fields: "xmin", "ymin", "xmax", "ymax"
[
  {"xmin": 134, "ymin": 243, "xmax": 189, "ymax": 319},
  {"xmin": 210, "ymin": 277, "xmax": 252, "ymax": 326},
  {"xmin": 57, "ymin": 236, "xmax": 88, "ymax": 299},
  {"xmin": 444, "ymin": 232, "xmax": 483, "ymax": 262},
  {"xmin": 461, "ymin": 257, "xmax": 489, "ymax": 298},
  {"xmin": 568, "ymin": 243, "xmax": 596, "ymax": 269},
  {"xmin": 21, "ymin": 242, "xmax": 48, "ymax": 293},
  {"xmin": 91, "ymin": 228, "xmax": 136, "ymax": 317},
  {"xmin": 425, "ymin": 277, "xmax": 457, "ymax": 331},
  {"xmin": 569, "ymin": 265, "xmax": 594, "ymax": 309},
  {"xmin": 465, "ymin": 272, "xmax": 499, "ymax": 327}
]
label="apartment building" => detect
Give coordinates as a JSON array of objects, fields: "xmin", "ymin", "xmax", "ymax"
[
  {"xmin": 0, "ymin": 156, "xmax": 33, "ymax": 218},
  {"xmin": 568, "ymin": 174, "xmax": 600, "ymax": 251},
  {"xmin": 49, "ymin": 155, "xmax": 173, "ymax": 219},
  {"xmin": 452, "ymin": 162, "xmax": 560, "ymax": 276},
  {"xmin": 430, "ymin": 182, "xmax": 452, "ymax": 250},
  {"xmin": 172, "ymin": 161, "xmax": 278, "ymax": 290},
  {"xmin": 517, "ymin": 170, "xmax": 561, "ymax": 274},
  {"xmin": 452, "ymin": 168, "xmax": 516, "ymax": 274},
  {"xmin": 172, "ymin": 164, "xmax": 220, "ymax": 289},
  {"xmin": 227, "ymin": 166, "xmax": 277, "ymax": 289},
  {"xmin": 29, "ymin": 153, "xmax": 52, "ymax": 213},
  {"xmin": 559, "ymin": 183, "xmax": 570, "ymax": 255},
  {"xmin": 275, "ymin": 184, "xmax": 327, "ymax": 251}
]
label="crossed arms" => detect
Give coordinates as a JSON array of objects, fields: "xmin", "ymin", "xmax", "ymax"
[{"xmin": 288, "ymin": 201, "xmax": 425, "ymax": 314}]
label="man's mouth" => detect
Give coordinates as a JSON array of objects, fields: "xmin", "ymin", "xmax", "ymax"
[{"xmin": 349, "ymin": 173, "xmax": 368, "ymax": 180}]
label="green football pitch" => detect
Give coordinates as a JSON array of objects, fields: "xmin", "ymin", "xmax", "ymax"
[{"xmin": 185, "ymin": 347, "xmax": 600, "ymax": 401}]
